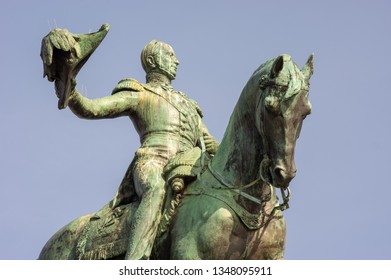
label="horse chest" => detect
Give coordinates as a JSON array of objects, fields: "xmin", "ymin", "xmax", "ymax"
[
  {"xmin": 192, "ymin": 203, "xmax": 285, "ymax": 259},
  {"xmin": 239, "ymin": 217, "xmax": 286, "ymax": 260}
]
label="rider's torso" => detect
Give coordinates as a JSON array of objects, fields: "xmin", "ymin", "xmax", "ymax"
[{"xmin": 131, "ymin": 86, "xmax": 202, "ymax": 160}]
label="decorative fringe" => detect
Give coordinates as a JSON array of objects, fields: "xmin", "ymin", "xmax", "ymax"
[{"xmin": 78, "ymin": 239, "xmax": 128, "ymax": 260}]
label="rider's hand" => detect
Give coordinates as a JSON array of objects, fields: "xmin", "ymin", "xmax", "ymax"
[{"xmin": 204, "ymin": 134, "xmax": 219, "ymax": 155}]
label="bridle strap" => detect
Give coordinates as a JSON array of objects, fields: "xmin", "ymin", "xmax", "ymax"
[
  {"xmin": 257, "ymin": 78, "xmax": 292, "ymax": 211},
  {"xmin": 208, "ymin": 161, "xmax": 262, "ymax": 191},
  {"xmin": 207, "ymin": 161, "xmax": 270, "ymax": 206}
]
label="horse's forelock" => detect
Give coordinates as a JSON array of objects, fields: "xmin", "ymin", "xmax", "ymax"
[
  {"xmin": 280, "ymin": 58, "xmax": 308, "ymax": 100},
  {"xmin": 243, "ymin": 56, "xmax": 307, "ymax": 105}
]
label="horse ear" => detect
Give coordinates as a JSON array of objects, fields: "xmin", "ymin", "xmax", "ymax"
[
  {"xmin": 302, "ymin": 53, "xmax": 314, "ymax": 82},
  {"xmin": 271, "ymin": 55, "xmax": 284, "ymax": 78}
]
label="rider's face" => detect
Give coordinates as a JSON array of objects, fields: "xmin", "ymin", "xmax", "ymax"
[{"xmin": 155, "ymin": 44, "xmax": 180, "ymax": 80}]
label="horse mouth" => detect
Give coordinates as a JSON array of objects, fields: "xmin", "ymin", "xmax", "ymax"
[
  {"xmin": 261, "ymin": 157, "xmax": 295, "ymax": 189},
  {"xmin": 271, "ymin": 167, "xmax": 296, "ymax": 189}
]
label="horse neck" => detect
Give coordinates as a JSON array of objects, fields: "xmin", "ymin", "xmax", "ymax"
[
  {"xmin": 210, "ymin": 84, "xmax": 279, "ymax": 214},
  {"xmin": 212, "ymin": 85, "xmax": 264, "ymax": 189}
]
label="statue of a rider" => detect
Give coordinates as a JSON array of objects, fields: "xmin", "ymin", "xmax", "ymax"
[{"xmin": 44, "ymin": 33, "xmax": 219, "ymax": 259}]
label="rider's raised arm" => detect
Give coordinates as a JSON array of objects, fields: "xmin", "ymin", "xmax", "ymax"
[{"xmin": 68, "ymin": 78, "xmax": 143, "ymax": 120}]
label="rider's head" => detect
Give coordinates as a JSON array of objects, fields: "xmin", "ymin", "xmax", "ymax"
[{"xmin": 141, "ymin": 40, "xmax": 180, "ymax": 81}]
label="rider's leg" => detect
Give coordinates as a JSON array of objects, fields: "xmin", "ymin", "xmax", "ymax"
[{"xmin": 125, "ymin": 158, "xmax": 166, "ymax": 260}]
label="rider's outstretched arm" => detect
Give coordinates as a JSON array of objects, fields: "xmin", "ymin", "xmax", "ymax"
[{"xmin": 68, "ymin": 88, "xmax": 140, "ymax": 119}]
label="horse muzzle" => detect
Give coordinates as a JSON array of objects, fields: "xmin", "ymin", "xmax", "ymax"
[{"xmin": 272, "ymin": 166, "xmax": 296, "ymax": 189}]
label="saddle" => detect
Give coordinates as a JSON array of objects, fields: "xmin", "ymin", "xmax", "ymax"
[{"xmin": 75, "ymin": 147, "xmax": 209, "ymax": 260}]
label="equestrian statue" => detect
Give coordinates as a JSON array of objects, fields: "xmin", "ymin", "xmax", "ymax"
[{"xmin": 38, "ymin": 24, "xmax": 313, "ymax": 260}]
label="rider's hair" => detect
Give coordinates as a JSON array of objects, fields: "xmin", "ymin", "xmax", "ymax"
[{"xmin": 141, "ymin": 40, "xmax": 165, "ymax": 73}]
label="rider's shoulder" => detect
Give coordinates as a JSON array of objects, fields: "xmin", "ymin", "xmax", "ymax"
[{"xmin": 112, "ymin": 78, "xmax": 144, "ymax": 95}]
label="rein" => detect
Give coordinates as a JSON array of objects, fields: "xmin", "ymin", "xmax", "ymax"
[
  {"xmin": 207, "ymin": 161, "xmax": 268, "ymax": 206},
  {"xmin": 207, "ymin": 160, "xmax": 291, "ymax": 211}
]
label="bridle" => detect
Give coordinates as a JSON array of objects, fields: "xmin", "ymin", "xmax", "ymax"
[
  {"xmin": 258, "ymin": 74, "xmax": 292, "ymax": 211},
  {"xmin": 194, "ymin": 71, "xmax": 297, "ymax": 221},
  {"xmin": 205, "ymin": 74, "xmax": 292, "ymax": 212},
  {"xmin": 207, "ymin": 156, "xmax": 291, "ymax": 212}
]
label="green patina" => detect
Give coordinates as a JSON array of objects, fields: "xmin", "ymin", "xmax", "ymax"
[{"xmin": 39, "ymin": 24, "xmax": 313, "ymax": 260}]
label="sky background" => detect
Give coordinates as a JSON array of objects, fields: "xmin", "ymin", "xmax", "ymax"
[{"xmin": 1, "ymin": 0, "xmax": 390, "ymax": 260}]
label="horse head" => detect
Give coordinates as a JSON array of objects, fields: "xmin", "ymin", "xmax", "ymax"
[{"xmin": 256, "ymin": 54, "xmax": 313, "ymax": 190}]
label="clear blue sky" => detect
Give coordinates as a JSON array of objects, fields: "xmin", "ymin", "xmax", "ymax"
[{"xmin": 1, "ymin": 0, "xmax": 390, "ymax": 259}]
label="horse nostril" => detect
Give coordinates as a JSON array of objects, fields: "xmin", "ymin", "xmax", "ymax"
[
  {"xmin": 274, "ymin": 167, "xmax": 296, "ymax": 182},
  {"xmin": 274, "ymin": 167, "xmax": 286, "ymax": 180}
]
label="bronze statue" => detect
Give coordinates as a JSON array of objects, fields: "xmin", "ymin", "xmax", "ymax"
[{"xmin": 39, "ymin": 24, "xmax": 313, "ymax": 260}]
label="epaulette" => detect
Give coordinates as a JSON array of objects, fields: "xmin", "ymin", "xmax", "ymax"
[{"xmin": 112, "ymin": 78, "xmax": 143, "ymax": 95}]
